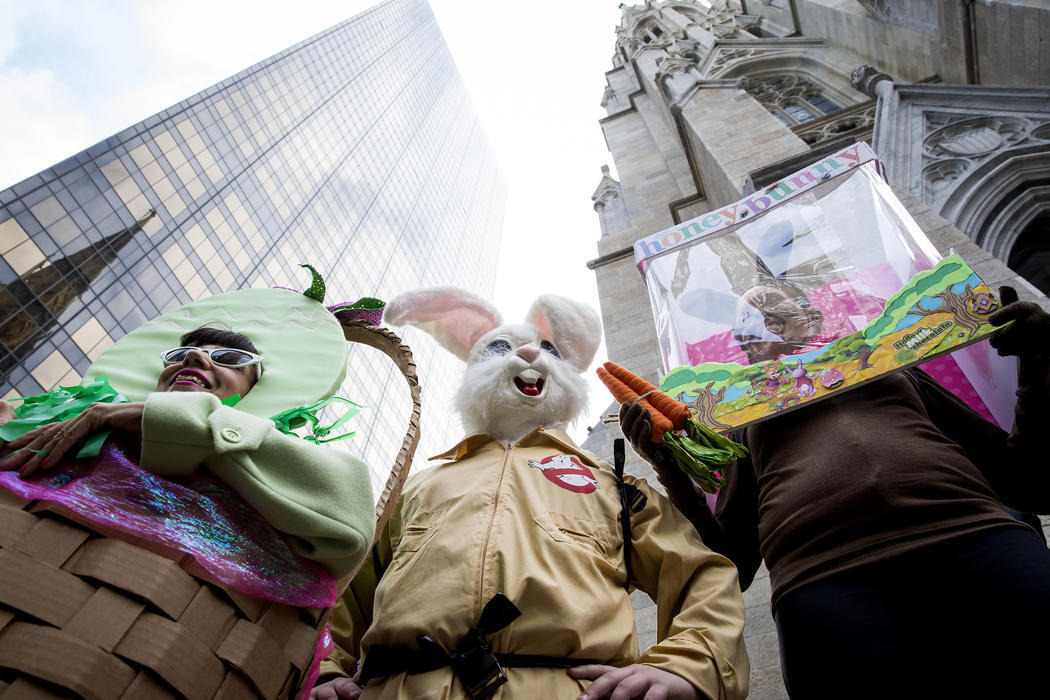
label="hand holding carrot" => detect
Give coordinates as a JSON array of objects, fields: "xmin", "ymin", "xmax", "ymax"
[
  {"xmin": 598, "ymin": 361, "xmax": 747, "ymax": 493},
  {"xmin": 617, "ymin": 398, "xmax": 665, "ymax": 463}
]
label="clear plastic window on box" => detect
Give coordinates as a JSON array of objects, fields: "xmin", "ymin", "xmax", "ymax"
[{"xmin": 635, "ymin": 144, "xmax": 1005, "ymax": 431}]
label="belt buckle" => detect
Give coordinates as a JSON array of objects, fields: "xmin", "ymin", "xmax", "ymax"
[{"xmin": 451, "ymin": 645, "xmax": 508, "ymax": 700}]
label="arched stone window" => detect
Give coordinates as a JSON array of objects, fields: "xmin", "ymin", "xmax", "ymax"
[
  {"xmin": 636, "ymin": 20, "xmax": 667, "ymax": 45},
  {"xmin": 744, "ymin": 75, "xmax": 842, "ymax": 126}
]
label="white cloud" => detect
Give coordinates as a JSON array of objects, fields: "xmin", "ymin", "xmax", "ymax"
[{"xmin": 0, "ymin": 68, "xmax": 95, "ymax": 186}]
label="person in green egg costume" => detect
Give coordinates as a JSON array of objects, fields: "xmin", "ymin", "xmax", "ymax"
[{"xmin": 1, "ymin": 279, "xmax": 376, "ymax": 580}]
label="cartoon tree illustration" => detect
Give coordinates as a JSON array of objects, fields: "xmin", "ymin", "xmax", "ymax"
[
  {"xmin": 908, "ymin": 284, "xmax": 983, "ymax": 339},
  {"xmin": 814, "ymin": 334, "xmax": 878, "ymax": 371},
  {"xmin": 683, "ymin": 382, "xmax": 731, "ymax": 431},
  {"xmin": 844, "ymin": 339, "xmax": 877, "ymax": 371}
]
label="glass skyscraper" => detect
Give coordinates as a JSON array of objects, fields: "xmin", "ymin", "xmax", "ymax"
[{"xmin": 0, "ymin": 0, "xmax": 506, "ymax": 489}]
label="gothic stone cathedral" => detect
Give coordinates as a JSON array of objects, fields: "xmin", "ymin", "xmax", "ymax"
[{"xmin": 582, "ymin": 2, "xmax": 1049, "ymax": 697}]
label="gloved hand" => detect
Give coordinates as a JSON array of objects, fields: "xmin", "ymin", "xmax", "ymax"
[
  {"xmin": 989, "ymin": 286, "xmax": 1050, "ymax": 356},
  {"xmin": 989, "ymin": 285, "xmax": 1050, "ymax": 388},
  {"xmin": 617, "ymin": 399, "xmax": 665, "ymax": 464},
  {"xmin": 618, "ymin": 399, "xmax": 702, "ymax": 513}
]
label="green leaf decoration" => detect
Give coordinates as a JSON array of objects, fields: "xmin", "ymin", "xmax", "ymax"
[
  {"xmin": 300, "ymin": 263, "xmax": 326, "ymax": 303},
  {"xmin": 270, "ymin": 396, "xmax": 363, "ymax": 444},
  {"xmin": 685, "ymin": 419, "xmax": 748, "ymax": 458},
  {"xmin": 0, "ymin": 375, "xmax": 129, "ymax": 458}
]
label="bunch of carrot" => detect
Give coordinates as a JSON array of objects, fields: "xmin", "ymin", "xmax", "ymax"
[{"xmin": 596, "ymin": 361, "xmax": 747, "ymax": 493}]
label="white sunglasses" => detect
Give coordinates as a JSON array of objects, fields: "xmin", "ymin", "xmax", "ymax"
[{"xmin": 161, "ymin": 347, "xmax": 264, "ymax": 376}]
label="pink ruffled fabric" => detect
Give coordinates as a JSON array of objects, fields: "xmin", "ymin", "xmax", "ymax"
[
  {"xmin": 297, "ymin": 626, "xmax": 336, "ymax": 700},
  {"xmin": 0, "ymin": 438, "xmax": 336, "ymax": 608}
]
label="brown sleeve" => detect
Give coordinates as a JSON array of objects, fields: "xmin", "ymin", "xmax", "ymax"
[
  {"xmin": 649, "ymin": 438, "xmax": 762, "ymax": 591},
  {"xmin": 711, "ymin": 442, "xmax": 762, "ymax": 591},
  {"xmin": 910, "ymin": 367, "xmax": 1050, "ymax": 513}
]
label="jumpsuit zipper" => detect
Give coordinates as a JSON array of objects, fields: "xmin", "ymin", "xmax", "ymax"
[{"xmin": 477, "ymin": 443, "xmax": 512, "ymax": 617}]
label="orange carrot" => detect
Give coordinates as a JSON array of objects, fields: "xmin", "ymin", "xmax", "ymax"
[
  {"xmin": 646, "ymin": 390, "xmax": 692, "ymax": 429},
  {"xmin": 596, "ymin": 366, "xmax": 638, "ymax": 403},
  {"xmin": 596, "ymin": 367, "xmax": 674, "ymax": 442},
  {"xmin": 603, "ymin": 361, "xmax": 658, "ymax": 395},
  {"xmin": 603, "ymin": 361, "xmax": 691, "ymax": 428}
]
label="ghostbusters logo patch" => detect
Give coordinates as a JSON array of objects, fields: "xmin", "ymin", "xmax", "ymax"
[{"xmin": 528, "ymin": 454, "xmax": 599, "ymax": 494}]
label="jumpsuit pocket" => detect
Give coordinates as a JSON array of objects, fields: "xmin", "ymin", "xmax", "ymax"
[
  {"xmin": 534, "ymin": 511, "xmax": 615, "ymax": 560},
  {"xmin": 394, "ymin": 509, "xmax": 444, "ymax": 553}
]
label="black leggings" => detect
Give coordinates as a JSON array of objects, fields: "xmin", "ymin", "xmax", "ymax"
[{"xmin": 773, "ymin": 526, "xmax": 1050, "ymax": 699}]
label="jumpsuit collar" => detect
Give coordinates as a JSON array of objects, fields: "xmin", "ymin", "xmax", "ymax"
[{"xmin": 428, "ymin": 427, "xmax": 603, "ymax": 471}]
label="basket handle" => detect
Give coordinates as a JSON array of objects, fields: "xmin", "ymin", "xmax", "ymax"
[{"xmin": 338, "ymin": 320, "xmax": 421, "ymax": 582}]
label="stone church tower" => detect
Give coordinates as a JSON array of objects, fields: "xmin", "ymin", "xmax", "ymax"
[{"xmin": 582, "ymin": 2, "xmax": 1049, "ymax": 697}]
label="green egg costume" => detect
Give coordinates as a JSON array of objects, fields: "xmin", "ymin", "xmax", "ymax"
[
  {"xmin": 85, "ymin": 286, "xmax": 349, "ymax": 420},
  {"xmin": 0, "ymin": 279, "xmax": 384, "ymax": 699},
  {"xmin": 76, "ymin": 282, "xmax": 377, "ymax": 579}
]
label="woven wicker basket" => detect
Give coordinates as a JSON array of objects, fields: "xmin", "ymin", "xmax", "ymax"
[{"xmin": 0, "ymin": 321, "xmax": 420, "ymax": 699}]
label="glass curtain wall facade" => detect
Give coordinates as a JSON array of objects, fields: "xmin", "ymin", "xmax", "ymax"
[{"xmin": 0, "ymin": 0, "xmax": 506, "ymax": 491}]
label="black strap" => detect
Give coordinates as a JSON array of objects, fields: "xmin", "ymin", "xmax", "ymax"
[
  {"xmin": 359, "ymin": 593, "xmax": 601, "ymax": 698},
  {"xmin": 613, "ymin": 439, "xmax": 646, "ymax": 591},
  {"xmin": 371, "ymin": 544, "xmax": 385, "ymax": 582},
  {"xmin": 613, "ymin": 439, "xmax": 631, "ymax": 591},
  {"xmin": 494, "ymin": 653, "xmax": 598, "ymax": 669},
  {"xmin": 361, "ymin": 593, "xmax": 523, "ymax": 699}
]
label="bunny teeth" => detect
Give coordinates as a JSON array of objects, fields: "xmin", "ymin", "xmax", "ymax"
[
  {"xmin": 518, "ymin": 369, "xmax": 542, "ymax": 382},
  {"xmin": 514, "ymin": 369, "xmax": 545, "ymax": 397}
]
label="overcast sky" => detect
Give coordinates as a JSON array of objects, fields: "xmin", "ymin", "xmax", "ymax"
[{"xmin": 0, "ymin": 0, "xmax": 630, "ymax": 439}]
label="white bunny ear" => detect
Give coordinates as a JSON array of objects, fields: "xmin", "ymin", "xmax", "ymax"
[
  {"xmin": 385, "ymin": 287, "xmax": 502, "ymax": 361},
  {"xmin": 526, "ymin": 295, "xmax": 601, "ymax": 372}
]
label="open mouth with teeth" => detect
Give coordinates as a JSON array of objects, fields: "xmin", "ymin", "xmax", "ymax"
[
  {"xmin": 514, "ymin": 369, "xmax": 545, "ymax": 397},
  {"xmin": 170, "ymin": 370, "xmax": 211, "ymax": 390}
]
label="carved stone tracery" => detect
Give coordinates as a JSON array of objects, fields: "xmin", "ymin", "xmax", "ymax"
[
  {"xmin": 794, "ymin": 101, "xmax": 877, "ymax": 146},
  {"xmin": 745, "ymin": 75, "xmax": 822, "ymax": 107},
  {"xmin": 921, "ymin": 114, "xmax": 1049, "ymax": 202},
  {"xmin": 857, "ymin": 0, "xmax": 891, "ymax": 21},
  {"xmin": 706, "ymin": 47, "xmax": 760, "ymax": 76},
  {"xmin": 924, "ymin": 116, "xmax": 1029, "ymax": 159}
]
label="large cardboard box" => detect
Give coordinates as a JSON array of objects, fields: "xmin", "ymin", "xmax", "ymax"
[{"xmin": 635, "ymin": 143, "xmax": 1004, "ymax": 431}]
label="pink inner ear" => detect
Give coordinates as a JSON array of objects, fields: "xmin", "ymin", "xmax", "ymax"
[
  {"xmin": 525, "ymin": 295, "xmax": 601, "ymax": 371},
  {"xmin": 530, "ymin": 312, "xmax": 554, "ymax": 342},
  {"xmin": 386, "ymin": 289, "xmax": 502, "ymax": 359},
  {"xmin": 444, "ymin": 307, "xmax": 502, "ymax": 354}
]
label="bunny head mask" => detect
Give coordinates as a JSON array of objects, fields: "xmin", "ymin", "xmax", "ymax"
[{"xmin": 385, "ymin": 287, "xmax": 601, "ymax": 442}]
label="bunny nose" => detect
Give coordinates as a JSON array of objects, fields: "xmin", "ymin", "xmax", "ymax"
[{"xmin": 516, "ymin": 344, "xmax": 540, "ymax": 363}]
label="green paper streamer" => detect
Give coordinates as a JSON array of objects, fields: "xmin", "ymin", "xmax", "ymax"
[
  {"xmin": 76, "ymin": 430, "xmax": 113, "ymax": 459},
  {"xmin": 0, "ymin": 376, "xmax": 129, "ymax": 458},
  {"xmin": 221, "ymin": 394, "xmax": 242, "ymax": 406},
  {"xmin": 270, "ymin": 396, "xmax": 362, "ymax": 444}
]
